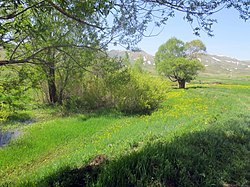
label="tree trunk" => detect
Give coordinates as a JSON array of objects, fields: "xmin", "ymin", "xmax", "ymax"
[
  {"xmin": 178, "ymin": 80, "xmax": 186, "ymax": 89},
  {"xmin": 58, "ymin": 89, "xmax": 63, "ymax": 105},
  {"xmin": 47, "ymin": 62, "xmax": 58, "ymax": 103}
]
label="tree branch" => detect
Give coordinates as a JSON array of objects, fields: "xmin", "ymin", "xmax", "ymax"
[
  {"xmin": 168, "ymin": 75, "xmax": 177, "ymax": 82},
  {"xmin": 45, "ymin": 0, "xmax": 104, "ymax": 30},
  {"xmin": 0, "ymin": 1, "xmax": 45, "ymax": 20},
  {"xmin": 55, "ymin": 48, "xmax": 94, "ymax": 74},
  {"xmin": 10, "ymin": 35, "xmax": 29, "ymax": 60},
  {"xmin": 0, "ymin": 44, "xmax": 104, "ymax": 66}
]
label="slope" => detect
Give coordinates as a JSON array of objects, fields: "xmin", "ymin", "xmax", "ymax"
[{"xmin": 108, "ymin": 50, "xmax": 250, "ymax": 77}]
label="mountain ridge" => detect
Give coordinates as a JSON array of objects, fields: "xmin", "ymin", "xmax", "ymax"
[{"xmin": 108, "ymin": 50, "xmax": 250, "ymax": 76}]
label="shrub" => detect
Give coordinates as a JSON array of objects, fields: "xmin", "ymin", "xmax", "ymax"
[
  {"xmin": 62, "ymin": 75, "xmax": 107, "ymax": 113},
  {"xmin": 0, "ymin": 65, "xmax": 36, "ymax": 121},
  {"xmin": 62, "ymin": 68, "xmax": 170, "ymax": 115},
  {"xmin": 113, "ymin": 71, "xmax": 169, "ymax": 114},
  {"xmin": 0, "ymin": 101, "xmax": 9, "ymax": 122}
]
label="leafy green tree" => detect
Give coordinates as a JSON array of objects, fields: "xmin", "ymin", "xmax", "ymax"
[
  {"xmin": 157, "ymin": 57, "xmax": 204, "ymax": 88},
  {"xmin": 155, "ymin": 37, "xmax": 185, "ymax": 60},
  {"xmin": 155, "ymin": 37, "xmax": 205, "ymax": 88},
  {"xmin": 0, "ymin": 3, "xmax": 102, "ymax": 103},
  {"xmin": 185, "ymin": 40, "xmax": 206, "ymax": 59},
  {"xmin": 0, "ymin": 64, "xmax": 41, "ymax": 120}
]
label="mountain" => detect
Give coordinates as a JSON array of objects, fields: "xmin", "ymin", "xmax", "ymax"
[
  {"xmin": 109, "ymin": 50, "xmax": 154, "ymax": 65},
  {"xmin": 108, "ymin": 50, "xmax": 250, "ymax": 76},
  {"xmin": 109, "ymin": 49, "xmax": 156, "ymax": 73},
  {"xmin": 198, "ymin": 55, "xmax": 250, "ymax": 76}
]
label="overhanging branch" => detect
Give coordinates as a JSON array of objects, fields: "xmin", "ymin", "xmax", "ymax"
[
  {"xmin": 45, "ymin": 0, "xmax": 105, "ymax": 30},
  {"xmin": 0, "ymin": 44, "xmax": 104, "ymax": 66},
  {"xmin": 0, "ymin": 1, "xmax": 45, "ymax": 20},
  {"xmin": 55, "ymin": 48, "xmax": 94, "ymax": 74}
]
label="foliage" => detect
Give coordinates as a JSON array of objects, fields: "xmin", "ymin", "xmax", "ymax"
[
  {"xmin": 62, "ymin": 57, "xmax": 170, "ymax": 114},
  {"xmin": 1, "ymin": 1, "xmax": 249, "ymax": 63},
  {"xmin": 1, "ymin": 5, "xmax": 102, "ymax": 103},
  {"xmin": 0, "ymin": 65, "xmax": 39, "ymax": 121},
  {"xmin": 0, "ymin": 0, "xmax": 249, "ymax": 107},
  {"xmin": 61, "ymin": 57, "xmax": 129, "ymax": 112},
  {"xmin": 62, "ymin": 75, "xmax": 107, "ymax": 113},
  {"xmin": 185, "ymin": 39, "xmax": 206, "ymax": 58},
  {"xmin": 157, "ymin": 57, "xmax": 204, "ymax": 87},
  {"xmin": 1, "ymin": 0, "xmax": 113, "ymax": 104},
  {"xmin": 133, "ymin": 55, "xmax": 144, "ymax": 73},
  {"xmin": 155, "ymin": 37, "xmax": 205, "ymax": 88},
  {"xmin": 155, "ymin": 37, "xmax": 185, "ymax": 60},
  {"xmin": 113, "ymin": 71, "xmax": 169, "ymax": 114}
]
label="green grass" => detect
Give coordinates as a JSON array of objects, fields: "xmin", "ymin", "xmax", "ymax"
[
  {"xmin": 0, "ymin": 82, "xmax": 250, "ymax": 186},
  {"xmin": 196, "ymin": 74, "xmax": 250, "ymax": 85}
]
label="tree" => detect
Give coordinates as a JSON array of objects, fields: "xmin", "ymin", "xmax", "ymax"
[
  {"xmin": 185, "ymin": 40, "xmax": 206, "ymax": 58},
  {"xmin": 155, "ymin": 37, "xmax": 185, "ymax": 60},
  {"xmin": 157, "ymin": 57, "xmax": 204, "ymax": 88},
  {"xmin": 155, "ymin": 37, "xmax": 205, "ymax": 88},
  {"xmin": 0, "ymin": 2, "xmax": 103, "ymax": 103}
]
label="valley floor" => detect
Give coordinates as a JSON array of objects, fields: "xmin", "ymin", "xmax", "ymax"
[{"xmin": 0, "ymin": 80, "xmax": 250, "ymax": 186}]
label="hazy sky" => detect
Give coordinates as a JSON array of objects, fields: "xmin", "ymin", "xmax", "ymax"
[{"xmin": 109, "ymin": 9, "xmax": 250, "ymax": 60}]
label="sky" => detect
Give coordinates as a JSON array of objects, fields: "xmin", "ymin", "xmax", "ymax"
[{"xmin": 109, "ymin": 8, "xmax": 250, "ymax": 61}]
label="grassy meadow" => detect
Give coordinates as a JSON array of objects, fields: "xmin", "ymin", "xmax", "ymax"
[{"xmin": 0, "ymin": 77, "xmax": 250, "ymax": 186}]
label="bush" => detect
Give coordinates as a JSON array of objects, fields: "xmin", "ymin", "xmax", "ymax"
[
  {"xmin": 0, "ymin": 65, "xmax": 36, "ymax": 122},
  {"xmin": 113, "ymin": 71, "xmax": 169, "ymax": 114},
  {"xmin": 0, "ymin": 101, "xmax": 9, "ymax": 122},
  {"xmin": 63, "ymin": 76, "xmax": 107, "ymax": 113},
  {"xmin": 62, "ymin": 68, "xmax": 170, "ymax": 115}
]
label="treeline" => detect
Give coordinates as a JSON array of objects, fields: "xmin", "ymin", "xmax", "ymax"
[{"xmin": 0, "ymin": 51, "xmax": 170, "ymax": 121}]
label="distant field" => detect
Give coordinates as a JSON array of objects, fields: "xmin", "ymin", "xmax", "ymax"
[
  {"xmin": 0, "ymin": 80, "xmax": 249, "ymax": 186},
  {"xmin": 196, "ymin": 75, "xmax": 250, "ymax": 85}
]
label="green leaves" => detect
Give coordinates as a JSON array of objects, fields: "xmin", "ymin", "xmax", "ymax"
[
  {"xmin": 155, "ymin": 37, "xmax": 205, "ymax": 88},
  {"xmin": 185, "ymin": 40, "xmax": 206, "ymax": 58},
  {"xmin": 155, "ymin": 37, "xmax": 185, "ymax": 60}
]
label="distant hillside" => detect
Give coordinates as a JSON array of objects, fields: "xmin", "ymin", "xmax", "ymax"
[
  {"xmin": 199, "ymin": 55, "xmax": 250, "ymax": 76},
  {"xmin": 108, "ymin": 50, "xmax": 250, "ymax": 76},
  {"xmin": 108, "ymin": 50, "xmax": 156, "ymax": 73},
  {"xmin": 109, "ymin": 50, "xmax": 154, "ymax": 64}
]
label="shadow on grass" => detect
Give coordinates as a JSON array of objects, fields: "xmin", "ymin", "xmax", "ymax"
[
  {"xmin": 77, "ymin": 108, "xmax": 152, "ymax": 122},
  {"xmin": 21, "ymin": 117, "xmax": 250, "ymax": 187},
  {"xmin": 1, "ymin": 113, "xmax": 35, "ymax": 128},
  {"xmin": 6, "ymin": 113, "xmax": 33, "ymax": 123},
  {"xmin": 98, "ymin": 118, "xmax": 250, "ymax": 187},
  {"xmin": 185, "ymin": 85, "xmax": 209, "ymax": 89},
  {"xmin": 172, "ymin": 85, "xmax": 208, "ymax": 90},
  {"xmin": 26, "ymin": 155, "xmax": 108, "ymax": 187},
  {"xmin": 39, "ymin": 164, "xmax": 101, "ymax": 187}
]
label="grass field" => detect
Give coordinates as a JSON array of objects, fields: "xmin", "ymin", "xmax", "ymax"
[{"xmin": 0, "ymin": 79, "xmax": 250, "ymax": 186}]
